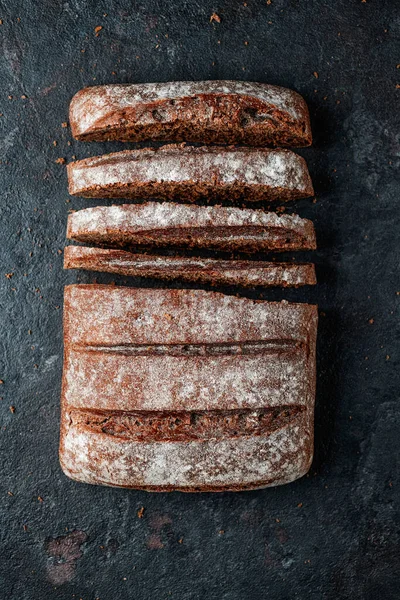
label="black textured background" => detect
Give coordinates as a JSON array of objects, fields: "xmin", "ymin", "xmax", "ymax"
[{"xmin": 0, "ymin": 1, "xmax": 399, "ymax": 598}]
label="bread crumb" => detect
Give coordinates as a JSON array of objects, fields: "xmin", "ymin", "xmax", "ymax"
[
  {"xmin": 178, "ymin": 538, "xmax": 183, "ymax": 544},
  {"xmin": 386, "ymin": 355, "xmax": 390, "ymax": 360},
  {"xmin": 7, "ymin": 491, "xmax": 13, "ymax": 496},
  {"xmin": 297, "ymin": 503, "xmax": 303, "ymax": 508},
  {"xmin": 313, "ymin": 71, "xmax": 319, "ymax": 78},
  {"xmin": 5, "ymin": 272, "xmax": 14, "ymax": 279},
  {"xmin": 38, "ymin": 496, "xmax": 43, "ymax": 502},
  {"xmin": 61, "ymin": 122, "xmax": 68, "ymax": 128},
  {"xmin": 9, "ymin": 406, "xmax": 15, "ymax": 413},
  {"xmin": 94, "ymin": 25, "xmax": 103, "ymax": 36},
  {"xmin": 0, "ymin": 380, "xmax": 3, "ymax": 384},
  {"xmin": 55, "ymin": 157, "xmax": 66, "ymax": 164},
  {"xmin": 210, "ymin": 13, "xmax": 221, "ymax": 23},
  {"xmin": 244, "ymin": 40, "xmax": 249, "ymax": 45},
  {"xmin": 137, "ymin": 506, "xmax": 145, "ymax": 518},
  {"xmin": 52, "ymin": 140, "xmax": 57, "ymax": 146},
  {"xmin": 368, "ymin": 318, "xmax": 374, "ymax": 324}
]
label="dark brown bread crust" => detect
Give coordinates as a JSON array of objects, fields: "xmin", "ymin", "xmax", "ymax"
[
  {"xmin": 67, "ymin": 145, "xmax": 314, "ymax": 202},
  {"xmin": 64, "ymin": 246, "xmax": 316, "ymax": 288},
  {"xmin": 66, "ymin": 202, "xmax": 317, "ymax": 253},
  {"xmin": 60, "ymin": 285, "xmax": 318, "ymax": 491},
  {"xmin": 69, "ymin": 81, "xmax": 312, "ymax": 147}
]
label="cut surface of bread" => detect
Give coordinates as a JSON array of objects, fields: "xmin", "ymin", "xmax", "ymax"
[
  {"xmin": 69, "ymin": 81, "xmax": 312, "ymax": 147},
  {"xmin": 64, "ymin": 246, "xmax": 316, "ymax": 288},
  {"xmin": 67, "ymin": 202, "xmax": 317, "ymax": 253},
  {"xmin": 67, "ymin": 145, "xmax": 314, "ymax": 202}
]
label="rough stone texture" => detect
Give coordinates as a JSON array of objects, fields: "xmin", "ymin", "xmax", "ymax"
[{"xmin": 0, "ymin": 0, "xmax": 398, "ymax": 598}]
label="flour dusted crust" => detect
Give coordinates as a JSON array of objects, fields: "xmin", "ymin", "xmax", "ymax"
[
  {"xmin": 69, "ymin": 81, "xmax": 312, "ymax": 147},
  {"xmin": 67, "ymin": 145, "xmax": 314, "ymax": 202},
  {"xmin": 60, "ymin": 285, "xmax": 317, "ymax": 491},
  {"xmin": 64, "ymin": 246, "xmax": 316, "ymax": 288},
  {"xmin": 66, "ymin": 202, "xmax": 316, "ymax": 253}
]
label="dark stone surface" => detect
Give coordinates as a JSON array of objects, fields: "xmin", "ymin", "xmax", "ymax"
[{"xmin": 0, "ymin": 1, "xmax": 398, "ymax": 598}]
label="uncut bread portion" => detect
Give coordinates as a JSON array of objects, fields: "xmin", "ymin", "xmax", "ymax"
[
  {"xmin": 64, "ymin": 246, "xmax": 316, "ymax": 288},
  {"xmin": 67, "ymin": 145, "xmax": 314, "ymax": 202},
  {"xmin": 60, "ymin": 285, "xmax": 318, "ymax": 491},
  {"xmin": 69, "ymin": 81, "xmax": 312, "ymax": 147},
  {"xmin": 66, "ymin": 202, "xmax": 317, "ymax": 253}
]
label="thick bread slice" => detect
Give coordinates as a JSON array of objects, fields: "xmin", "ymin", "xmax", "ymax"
[
  {"xmin": 66, "ymin": 202, "xmax": 317, "ymax": 253},
  {"xmin": 69, "ymin": 81, "xmax": 312, "ymax": 147},
  {"xmin": 60, "ymin": 285, "xmax": 318, "ymax": 491},
  {"xmin": 67, "ymin": 145, "xmax": 314, "ymax": 202},
  {"xmin": 64, "ymin": 246, "xmax": 316, "ymax": 288}
]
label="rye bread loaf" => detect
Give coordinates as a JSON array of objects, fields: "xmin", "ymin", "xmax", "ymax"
[
  {"xmin": 67, "ymin": 145, "xmax": 314, "ymax": 202},
  {"xmin": 64, "ymin": 246, "xmax": 316, "ymax": 288},
  {"xmin": 67, "ymin": 202, "xmax": 316, "ymax": 253},
  {"xmin": 60, "ymin": 285, "xmax": 318, "ymax": 491},
  {"xmin": 69, "ymin": 81, "xmax": 312, "ymax": 147}
]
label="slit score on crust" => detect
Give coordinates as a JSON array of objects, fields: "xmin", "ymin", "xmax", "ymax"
[
  {"xmin": 67, "ymin": 145, "xmax": 314, "ymax": 202},
  {"xmin": 60, "ymin": 286, "xmax": 318, "ymax": 491},
  {"xmin": 66, "ymin": 203, "xmax": 317, "ymax": 253},
  {"xmin": 68, "ymin": 406, "xmax": 306, "ymax": 443},
  {"xmin": 64, "ymin": 246, "xmax": 317, "ymax": 288},
  {"xmin": 69, "ymin": 81, "xmax": 312, "ymax": 147}
]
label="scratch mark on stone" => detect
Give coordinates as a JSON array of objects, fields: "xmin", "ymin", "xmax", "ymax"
[
  {"xmin": 0, "ymin": 127, "xmax": 18, "ymax": 157},
  {"xmin": 42, "ymin": 354, "xmax": 59, "ymax": 372}
]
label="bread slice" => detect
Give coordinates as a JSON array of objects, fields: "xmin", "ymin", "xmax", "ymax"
[
  {"xmin": 60, "ymin": 285, "xmax": 318, "ymax": 491},
  {"xmin": 66, "ymin": 202, "xmax": 316, "ymax": 253},
  {"xmin": 64, "ymin": 246, "xmax": 316, "ymax": 288},
  {"xmin": 69, "ymin": 81, "xmax": 312, "ymax": 147},
  {"xmin": 67, "ymin": 145, "xmax": 314, "ymax": 202}
]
